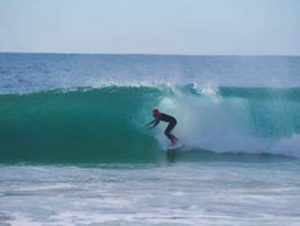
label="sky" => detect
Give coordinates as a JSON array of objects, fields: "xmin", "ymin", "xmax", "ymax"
[{"xmin": 0, "ymin": 0, "xmax": 299, "ymax": 55}]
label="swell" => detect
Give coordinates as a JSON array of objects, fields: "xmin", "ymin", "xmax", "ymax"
[{"xmin": 0, "ymin": 85, "xmax": 300, "ymax": 163}]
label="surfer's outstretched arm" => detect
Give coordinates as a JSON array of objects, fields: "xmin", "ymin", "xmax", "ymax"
[
  {"xmin": 147, "ymin": 119, "xmax": 160, "ymax": 129},
  {"xmin": 147, "ymin": 119, "xmax": 156, "ymax": 126}
]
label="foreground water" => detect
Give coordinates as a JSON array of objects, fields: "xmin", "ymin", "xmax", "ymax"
[{"xmin": 1, "ymin": 158, "xmax": 300, "ymax": 226}]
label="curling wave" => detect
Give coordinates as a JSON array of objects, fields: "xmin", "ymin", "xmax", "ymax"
[{"xmin": 0, "ymin": 84, "xmax": 300, "ymax": 163}]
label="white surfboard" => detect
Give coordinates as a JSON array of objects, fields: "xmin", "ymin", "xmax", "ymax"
[{"xmin": 167, "ymin": 143, "xmax": 183, "ymax": 150}]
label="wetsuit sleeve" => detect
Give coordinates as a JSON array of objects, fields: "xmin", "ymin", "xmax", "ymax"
[
  {"xmin": 148, "ymin": 118, "xmax": 160, "ymax": 128},
  {"xmin": 148, "ymin": 119, "xmax": 156, "ymax": 125},
  {"xmin": 152, "ymin": 119, "xmax": 160, "ymax": 127}
]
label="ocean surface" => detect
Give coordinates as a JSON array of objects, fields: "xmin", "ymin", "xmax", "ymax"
[{"xmin": 0, "ymin": 53, "xmax": 300, "ymax": 225}]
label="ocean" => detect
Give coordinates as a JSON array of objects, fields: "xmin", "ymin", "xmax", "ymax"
[{"xmin": 0, "ymin": 53, "xmax": 300, "ymax": 225}]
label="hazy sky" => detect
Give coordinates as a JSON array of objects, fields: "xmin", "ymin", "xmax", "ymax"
[{"xmin": 0, "ymin": 0, "xmax": 299, "ymax": 55}]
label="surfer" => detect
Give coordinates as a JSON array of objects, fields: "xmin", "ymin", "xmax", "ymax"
[{"xmin": 147, "ymin": 109, "xmax": 178, "ymax": 145}]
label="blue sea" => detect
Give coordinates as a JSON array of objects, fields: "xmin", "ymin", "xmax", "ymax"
[{"xmin": 0, "ymin": 53, "xmax": 300, "ymax": 225}]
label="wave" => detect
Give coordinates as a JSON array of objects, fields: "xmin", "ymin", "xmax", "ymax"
[{"xmin": 1, "ymin": 84, "xmax": 300, "ymax": 163}]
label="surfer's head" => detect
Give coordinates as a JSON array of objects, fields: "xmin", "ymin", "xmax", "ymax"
[{"xmin": 152, "ymin": 109, "xmax": 160, "ymax": 117}]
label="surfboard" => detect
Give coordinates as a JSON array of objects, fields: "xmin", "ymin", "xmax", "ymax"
[{"xmin": 167, "ymin": 143, "xmax": 183, "ymax": 150}]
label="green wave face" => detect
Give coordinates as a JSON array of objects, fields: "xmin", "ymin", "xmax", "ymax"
[
  {"xmin": 1, "ymin": 85, "xmax": 300, "ymax": 163},
  {"xmin": 0, "ymin": 87, "xmax": 162, "ymax": 163}
]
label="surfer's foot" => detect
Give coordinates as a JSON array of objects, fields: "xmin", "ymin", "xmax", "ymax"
[
  {"xmin": 171, "ymin": 135, "xmax": 178, "ymax": 145},
  {"xmin": 171, "ymin": 139, "xmax": 177, "ymax": 145}
]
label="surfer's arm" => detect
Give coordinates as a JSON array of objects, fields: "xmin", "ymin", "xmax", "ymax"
[
  {"xmin": 147, "ymin": 119, "xmax": 160, "ymax": 129},
  {"xmin": 147, "ymin": 119, "xmax": 156, "ymax": 126}
]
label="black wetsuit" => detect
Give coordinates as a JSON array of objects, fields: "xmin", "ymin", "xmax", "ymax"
[{"xmin": 150, "ymin": 113, "xmax": 177, "ymax": 140}]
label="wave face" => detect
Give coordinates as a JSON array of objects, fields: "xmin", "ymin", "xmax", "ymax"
[{"xmin": 1, "ymin": 85, "xmax": 300, "ymax": 163}]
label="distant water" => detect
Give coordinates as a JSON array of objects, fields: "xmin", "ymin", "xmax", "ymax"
[
  {"xmin": 1, "ymin": 54, "xmax": 300, "ymax": 95},
  {"xmin": 0, "ymin": 53, "xmax": 300, "ymax": 225}
]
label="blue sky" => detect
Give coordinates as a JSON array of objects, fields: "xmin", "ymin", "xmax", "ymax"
[{"xmin": 0, "ymin": 0, "xmax": 299, "ymax": 55}]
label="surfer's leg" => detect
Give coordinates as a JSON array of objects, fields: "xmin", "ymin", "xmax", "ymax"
[{"xmin": 165, "ymin": 121, "xmax": 177, "ymax": 144}]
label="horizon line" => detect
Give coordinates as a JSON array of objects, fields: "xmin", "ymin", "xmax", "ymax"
[{"xmin": 1, "ymin": 51, "xmax": 300, "ymax": 57}]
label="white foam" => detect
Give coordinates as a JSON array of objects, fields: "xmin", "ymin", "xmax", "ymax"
[
  {"xmin": 156, "ymin": 87, "xmax": 300, "ymax": 158},
  {"xmin": 7, "ymin": 214, "xmax": 41, "ymax": 226}
]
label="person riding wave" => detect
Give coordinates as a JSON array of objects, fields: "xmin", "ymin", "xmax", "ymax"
[{"xmin": 147, "ymin": 109, "xmax": 178, "ymax": 146}]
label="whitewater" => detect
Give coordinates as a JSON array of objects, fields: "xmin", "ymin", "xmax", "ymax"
[{"xmin": 0, "ymin": 53, "xmax": 300, "ymax": 225}]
